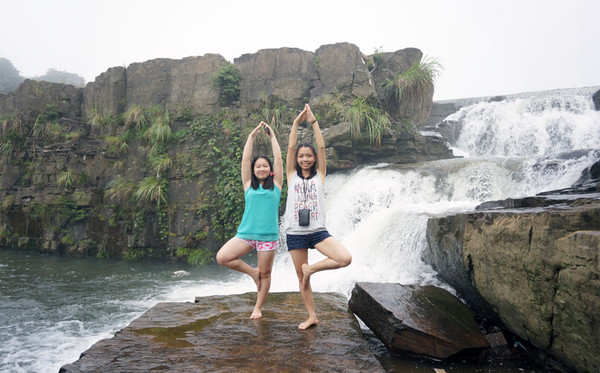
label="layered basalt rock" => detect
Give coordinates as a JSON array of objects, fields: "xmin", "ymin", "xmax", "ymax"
[
  {"xmin": 425, "ymin": 179, "xmax": 600, "ymax": 373},
  {"xmin": 0, "ymin": 79, "xmax": 83, "ymax": 123}
]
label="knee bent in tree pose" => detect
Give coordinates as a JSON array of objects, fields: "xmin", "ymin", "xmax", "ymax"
[
  {"xmin": 215, "ymin": 121, "xmax": 283, "ymax": 319},
  {"xmin": 283, "ymin": 104, "xmax": 352, "ymax": 329}
]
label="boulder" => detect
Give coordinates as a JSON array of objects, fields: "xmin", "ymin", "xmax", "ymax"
[
  {"xmin": 370, "ymin": 48, "xmax": 432, "ymax": 125},
  {"xmin": 349, "ymin": 282, "xmax": 489, "ymax": 359},
  {"xmin": 571, "ymin": 158, "xmax": 600, "ymax": 188},
  {"xmin": 60, "ymin": 292, "xmax": 384, "ymax": 373},
  {"xmin": 425, "ymin": 190, "xmax": 600, "ymax": 373},
  {"xmin": 422, "ymin": 102, "xmax": 459, "ymax": 130}
]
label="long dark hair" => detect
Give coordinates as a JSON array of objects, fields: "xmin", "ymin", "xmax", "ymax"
[
  {"xmin": 250, "ymin": 155, "xmax": 274, "ymax": 190},
  {"xmin": 295, "ymin": 143, "xmax": 317, "ymax": 179}
]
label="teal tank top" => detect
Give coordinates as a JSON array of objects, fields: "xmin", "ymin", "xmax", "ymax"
[{"xmin": 235, "ymin": 185, "xmax": 281, "ymax": 241}]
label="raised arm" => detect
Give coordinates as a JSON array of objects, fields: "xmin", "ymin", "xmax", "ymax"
[
  {"xmin": 304, "ymin": 104, "xmax": 327, "ymax": 182},
  {"xmin": 241, "ymin": 123, "xmax": 263, "ymax": 191},
  {"xmin": 287, "ymin": 106, "xmax": 307, "ymax": 180},
  {"xmin": 262, "ymin": 122, "xmax": 284, "ymax": 190}
]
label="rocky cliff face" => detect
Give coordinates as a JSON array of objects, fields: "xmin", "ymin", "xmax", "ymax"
[
  {"xmin": 0, "ymin": 43, "xmax": 451, "ymax": 260},
  {"xmin": 79, "ymin": 42, "xmax": 433, "ymax": 124},
  {"xmin": 235, "ymin": 47, "xmax": 318, "ymax": 110},
  {"xmin": 0, "ymin": 79, "xmax": 83, "ymax": 123},
  {"xmin": 425, "ymin": 174, "xmax": 600, "ymax": 373}
]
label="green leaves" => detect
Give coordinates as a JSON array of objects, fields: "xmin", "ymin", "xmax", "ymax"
[
  {"xmin": 57, "ymin": 169, "xmax": 75, "ymax": 189},
  {"xmin": 144, "ymin": 108, "xmax": 172, "ymax": 145},
  {"xmin": 187, "ymin": 112, "xmax": 245, "ymax": 242},
  {"xmin": 213, "ymin": 63, "xmax": 241, "ymax": 106},
  {"xmin": 123, "ymin": 104, "xmax": 149, "ymax": 132},
  {"xmin": 383, "ymin": 56, "xmax": 442, "ymax": 111},
  {"xmin": 134, "ymin": 176, "xmax": 168, "ymax": 208},
  {"xmin": 340, "ymin": 97, "xmax": 391, "ymax": 146},
  {"xmin": 176, "ymin": 247, "xmax": 213, "ymax": 266},
  {"xmin": 105, "ymin": 175, "xmax": 137, "ymax": 204},
  {"xmin": 105, "ymin": 136, "xmax": 129, "ymax": 156}
]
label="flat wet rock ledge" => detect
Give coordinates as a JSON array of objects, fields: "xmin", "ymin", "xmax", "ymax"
[{"xmin": 60, "ymin": 292, "xmax": 384, "ymax": 373}]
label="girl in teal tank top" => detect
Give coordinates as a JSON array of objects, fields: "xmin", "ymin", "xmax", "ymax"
[{"xmin": 216, "ymin": 121, "xmax": 283, "ymax": 320}]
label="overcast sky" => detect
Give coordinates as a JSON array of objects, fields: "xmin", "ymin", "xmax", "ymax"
[{"xmin": 1, "ymin": 0, "xmax": 598, "ymax": 100}]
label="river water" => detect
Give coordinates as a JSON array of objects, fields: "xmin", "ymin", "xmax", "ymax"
[{"xmin": 1, "ymin": 87, "xmax": 599, "ymax": 372}]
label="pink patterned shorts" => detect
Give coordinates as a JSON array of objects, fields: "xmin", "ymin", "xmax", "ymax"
[{"xmin": 242, "ymin": 239, "xmax": 278, "ymax": 252}]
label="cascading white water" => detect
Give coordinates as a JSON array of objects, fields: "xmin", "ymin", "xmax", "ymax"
[
  {"xmin": 449, "ymin": 89, "xmax": 600, "ymax": 157},
  {"xmin": 261, "ymin": 87, "xmax": 600, "ymax": 298}
]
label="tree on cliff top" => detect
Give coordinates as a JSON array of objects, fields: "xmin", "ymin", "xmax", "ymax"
[{"xmin": 0, "ymin": 58, "xmax": 25, "ymax": 93}]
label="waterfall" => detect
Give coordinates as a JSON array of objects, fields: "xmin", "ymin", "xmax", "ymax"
[
  {"xmin": 449, "ymin": 92, "xmax": 600, "ymax": 157},
  {"xmin": 264, "ymin": 88, "xmax": 600, "ymax": 297},
  {"xmin": 168, "ymin": 87, "xmax": 600, "ymax": 301}
]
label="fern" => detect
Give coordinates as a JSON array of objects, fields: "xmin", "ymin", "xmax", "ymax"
[{"xmin": 383, "ymin": 56, "xmax": 442, "ymax": 111}]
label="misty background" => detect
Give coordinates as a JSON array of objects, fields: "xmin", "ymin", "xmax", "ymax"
[
  {"xmin": 0, "ymin": 57, "xmax": 84, "ymax": 93},
  {"xmin": 1, "ymin": 0, "xmax": 599, "ymax": 100}
]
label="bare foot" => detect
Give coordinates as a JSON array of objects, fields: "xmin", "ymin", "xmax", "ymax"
[
  {"xmin": 301, "ymin": 263, "xmax": 312, "ymax": 289},
  {"xmin": 251, "ymin": 268, "xmax": 261, "ymax": 292},
  {"xmin": 250, "ymin": 308, "xmax": 262, "ymax": 319},
  {"xmin": 298, "ymin": 316, "xmax": 318, "ymax": 330}
]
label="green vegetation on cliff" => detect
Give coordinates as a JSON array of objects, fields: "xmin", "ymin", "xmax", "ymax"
[
  {"xmin": 340, "ymin": 97, "xmax": 391, "ymax": 146},
  {"xmin": 213, "ymin": 63, "xmax": 241, "ymax": 106},
  {"xmin": 383, "ymin": 57, "xmax": 442, "ymax": 114},
  {"xmin": 0, "ymin": 46, "xmax": 445, "ymax": 265},
  {"xmin": 92, "ymin": 106, "xmax": 251, "ymax": 265},
  {"xmin": 184, "ymin": 111, "xmax": 245, "ymax": 242}
]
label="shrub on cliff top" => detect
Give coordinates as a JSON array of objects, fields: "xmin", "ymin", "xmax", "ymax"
[{"xmin": 213, "ymin": 63, "xmax": 240, "ymax": 106}]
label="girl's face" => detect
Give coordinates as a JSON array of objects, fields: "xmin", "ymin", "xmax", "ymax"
[
  {"xmin": 253, "ymin": 158, "xmax": 271, "ymax": 181},
  {"xmin": 296, "ymin": 146, "xmax": 316, "ymax": 170}
]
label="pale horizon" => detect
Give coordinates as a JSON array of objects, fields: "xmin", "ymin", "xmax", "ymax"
[{"xmin": 2, "ymin": 0, "xmax": 599, "ymax": 101}]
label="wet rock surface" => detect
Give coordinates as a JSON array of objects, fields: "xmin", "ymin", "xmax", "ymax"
[
  {"xmin": 349, "ymin": 282, "xmax": 489, "ymax": 359},
  {"xmin": 60, "ymin": 292, "xmax": 384, "ymax": 373},
  {"xmin": 425, "ymin": 184, "xmax": 600, "ymax": 373}
]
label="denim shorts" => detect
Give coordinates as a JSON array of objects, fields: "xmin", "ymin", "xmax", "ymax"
[{"xmin": 286, "ymin": 230, "xmax": 332, "ymax": 250}]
